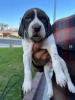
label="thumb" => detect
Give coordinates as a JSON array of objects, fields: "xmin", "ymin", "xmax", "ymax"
[{"xmin": 32, "ymin": 38, "xmax": 45, "ymax": 52}]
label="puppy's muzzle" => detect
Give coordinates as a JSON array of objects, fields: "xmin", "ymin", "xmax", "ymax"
[
  {"xmin": 32, "ymin": 25, "xmax": 41, "ymax": 32},
  {"xmin": 30, "ymin": 34, "xmax": 42, "ymax": 42}
]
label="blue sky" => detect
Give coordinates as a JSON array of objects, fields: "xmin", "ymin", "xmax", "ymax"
[{"xmin": 0, "ymin": 0, "xmax": 75, "ymax": 28}]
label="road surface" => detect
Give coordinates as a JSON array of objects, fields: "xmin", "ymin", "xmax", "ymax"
[{"xmin": 0, "ymin": 38, "xmax": 22, "ymax": 47}]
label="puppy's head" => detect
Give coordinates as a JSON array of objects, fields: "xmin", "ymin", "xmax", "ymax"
[{"xmin": 18, "ymin": 8, "xmax": 52, "ymax": 42}]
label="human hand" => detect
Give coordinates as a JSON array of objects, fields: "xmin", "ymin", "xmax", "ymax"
[{"xmin": 32, "ymin": 39, "xmax": 51, "ymax": 72}]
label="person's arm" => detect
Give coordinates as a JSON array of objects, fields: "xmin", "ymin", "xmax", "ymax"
[{"xmin": 32, "ymin": 39, "xmax": 50, "ymax": 72}]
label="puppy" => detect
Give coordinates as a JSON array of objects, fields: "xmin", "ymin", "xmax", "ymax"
[{"xmin": 18, "ymin": 8, "xmax": 75, "ymax": 98}]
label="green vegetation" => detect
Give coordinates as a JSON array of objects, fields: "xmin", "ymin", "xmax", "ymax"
[
  {"xmin": 0, "ymin": 23, "xmax": 8, "ymax": 31},
  {"xmin": 0, "ymin": 48, "xmax": 36, "ymax": 100}
]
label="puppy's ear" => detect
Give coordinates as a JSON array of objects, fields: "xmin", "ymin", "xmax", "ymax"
[
  {"xmin": 18, "ymin": 18, "xmax": 25, "ymax": 38},
  {"xmin": 46, "ymin": 18, "xmax": 52, "ymax": 38}
]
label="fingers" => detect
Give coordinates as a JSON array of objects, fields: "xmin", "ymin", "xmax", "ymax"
[
  {"xmin": 33, "ymin": 49, "xmax": 50, "ymax": 62},
  {"xmin": 32, "ymin": 39, "xmax": 45, "ymax": 53},
  {"xmin": 32, "ymin": 38, "xmax": 51, "ymax": 69},
  {"xmin": 33, "ymin": 49, "xmax": 47, "ymax": 60},
  {"xmin": 41, "ymin": 52, "xmax": 50, "ymax": 61}
]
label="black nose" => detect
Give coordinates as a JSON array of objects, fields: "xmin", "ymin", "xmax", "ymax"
[{"xmin": 32, "ymin": 25, "xmax": 41, "ymax": 32}]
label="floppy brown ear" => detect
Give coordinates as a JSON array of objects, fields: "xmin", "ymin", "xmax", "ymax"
[
  {"xmin": 46, "ymin": 18, "xmax": 52, "ymax": 38},
  {"xmin": 18, "ymin": 18, "xmax": 25, "ymax": 38}
]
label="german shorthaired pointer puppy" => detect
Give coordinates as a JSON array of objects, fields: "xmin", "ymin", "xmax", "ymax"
[{"xmin": 18, "ymin": 8, "xmax": 75, "ymax": 98}]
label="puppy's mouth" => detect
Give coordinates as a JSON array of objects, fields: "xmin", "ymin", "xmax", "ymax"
[{"xmin": 30, "ymin": 34, "xmax": 43, "ymax": 42}]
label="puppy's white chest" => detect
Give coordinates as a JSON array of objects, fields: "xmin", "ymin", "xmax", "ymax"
[{"xmin": 41, "ymin": 34, "xmax": 55, "ymax": 49}]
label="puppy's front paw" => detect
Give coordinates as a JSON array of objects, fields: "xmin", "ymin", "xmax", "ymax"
[
  {"xmin": 56, "ymin": 72, "xmax": 67, "ymax": 87},
  {"xmin": 68, "ymin": 82, "xmax": 75, "ymax": 93},
  {"xmin": 22, "ymin": 81, "xmax": 32, "ymax": 95},
  {"xmin": 47, "ymin": 88, "xmax": 53, "ymax": 98}
]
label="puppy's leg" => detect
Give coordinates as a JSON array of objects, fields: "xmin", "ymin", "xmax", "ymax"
[
  {"xmin": 47, "ymin": 45, "xmax": 67, "ymax": 87},
  {"xmin": 22, "ymin": 40, "xmax": 33, "ymax": 95},
  {"xmin": 22, "ymin": 52, "xmax": 32, "ymax": 94},
  {"xmin": 44, "ymin": 62, "xmax": 53, "ymax": 98},
  {"xmin": 42, "ymin": 35, "xmax": 67, "ymax": 87},
  {"xmin": 59, "ymin": 56, "xmax": 75, "ymax": 93}
]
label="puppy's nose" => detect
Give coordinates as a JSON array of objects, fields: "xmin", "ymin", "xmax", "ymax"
[{"xmin": 32, "ymin": 25, "xmax": 41, "ymax": 32}]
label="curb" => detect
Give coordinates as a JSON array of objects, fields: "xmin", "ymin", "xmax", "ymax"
[{"xmin": 23, "ymin": 72, "xmax": 46, "ymax": 100}]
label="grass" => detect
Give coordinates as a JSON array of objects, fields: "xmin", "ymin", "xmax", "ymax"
[{"xmin": 0, "ymin": 48, "xmax": 36, "ymax": 100}]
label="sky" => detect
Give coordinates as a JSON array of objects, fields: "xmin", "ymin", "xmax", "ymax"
[{"xmin": 0, "ymin": 0, "xmax": 75, "ymax": 29}]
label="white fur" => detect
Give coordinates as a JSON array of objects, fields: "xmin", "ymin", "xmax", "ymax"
[
  {"xmin": 22, "ymin": 39, "xmax": 33, "ymax": 94},
  {"xmin": 22, "ymin": 9, "xmax": 75, "ymax": 98}
]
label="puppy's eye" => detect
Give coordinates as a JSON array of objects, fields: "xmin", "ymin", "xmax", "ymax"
[
  {"xmin": 26, "ymin": 16, "xmax": 31, "ymax": 21},
  {"xmin": 41, "ymin": 17, "xmax": 47, "ymax": 22}
]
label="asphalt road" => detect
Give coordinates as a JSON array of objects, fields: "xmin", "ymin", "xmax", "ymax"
[{"xmin": 0, "ymin": 38, "xmax": 22, "ymax": 45}]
